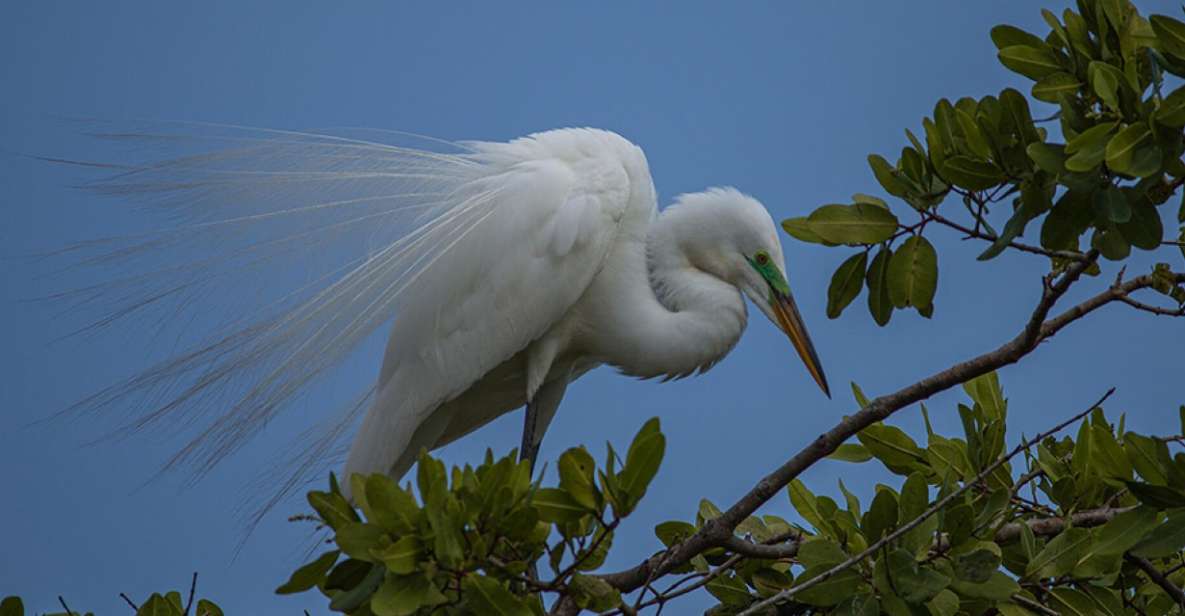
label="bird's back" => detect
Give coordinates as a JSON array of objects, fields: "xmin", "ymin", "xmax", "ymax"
[{"xmin": 343, "ymin": 128, "xmax": 658, "ymax": 484}]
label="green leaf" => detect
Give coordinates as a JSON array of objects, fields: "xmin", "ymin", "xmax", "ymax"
[
  {"xmin": 1032, "ymin": 72, "xmax": 1082, "ymax": 103},
  {"xmin": 955, "ymin": 543, "xmax": 1002, "ymax": 584},
  {"xmin": 1093, "ymin": 507, "xmax": 1159, "ymax": 556},
  {"xmin": 335, "ymin": 523, "xmax": 386, "ymax": 562},
  {"xmin": 1130, "ymin": 511, "xmax": 1185, "ymax": 558},
  {"xmin": 617, "ymin": 417, "xmax": 665, "ymax": 514},
  {"xmin": 1093, "ymin": 186, "xmax": 1131, "ymax": 223},
  {"xmin": 1090, "ymin": 423, "xmax": 1132, "ymax": 480},
  {"xmin": 372, "ymin": 573, "xmax": 447, "ymax": 616},
  {"xmin": 798, "ymin": 537, "xmax": 848, "ymax": 567},
  {"xmin": 373, "ymin": 536, "xmax": 422, "ymax": 575},
  {"xmin": 948, "ymin": 571, "xmax": 1019, "ymax": 600},
  {"xmin": 308, "ymin": 490, "xmax": 359, "ymax": 531},
  {"xmin": 1049, "ymin": 588, "xmax": 1106, "ymax": 616},
  {"xmin": 1125, "ymin": 433, "xmax": 1170, "ymax": 484},
  {"xmin": 962, "ymin": 372, "xmax": 1005, "ymax": 420},
  {"xmin": 955, "ymin": 109, "xmax": 992, "ymax": 160},
  {"xmin": 794, "ymin": 566, "xmax": 862, "ymax": 607},
  {"xmin": 990, "ymin": 25, "xmax": 1047, "ymax": 50},
  {"xmin": 884, "ymin": 548, "xmax": 950, "ymax": 603},
  {"xmin": 705, "ymin": 572, "xmax": 753, "ymax": 606},
  {"xmin": 1105, "ymin": 123, "xmax": 1152, "ymax": 175},
  {"xmin": 568, "ymin": 573, "xmax": 623, "ymax": 611},
  {"xmin": 862, "ymin": 488, "xmax": 899, "ymax": 541},
  {"xmin": 853, "ymin": 193, "xmax": 889, "ymax": 209},
  {"xmin": 1118, "ymin": 204, "xmax": 1164, "ymax": 250},
  {"xmin": 828, "ymin": 443, "xmax": 873, "ymax": 463},
  {"xmin": 887, "ymin": 235, "xmax": 938, "ymax": 312},
  {"xmin": 1126, "ymin": 481, "xmax": 1185, "ymax": 508},
  {"xmin": 558, "ymin": 447, "xmax": 599, "ymax": 511},
  {"xmin": 1157, "ymin": 85, "xmax": 1185, "ymax": 127},
  {"xmin": 927, "ymin": 436, "xmax": 973, "ymax": 482},
  {"xmin": 1027, "ymin": 142, "xmax": 1068, "ymax": 174},
  {"xmin": 788, "ymin": 479, "xmax": 828, "ymax": 533},
  {"xmin": 838, "ymin": 479, "xmax": 863, "ymax": 519},
  {"xmin": 1092, "ymin": 226, "xmax": 1131, "ymax": 261},
  {"xmin": 276, "ymin": 550, "xmax": 340, "ymax": 594},
  {"xmin": 782, "ymin": 216, "xmax": 829, "ymax": 245},
  {"xmin": 575, "ymin": 526, "xmax": 614, "ymax": 571},
  {"xmin": 364, "ymin": 475, "xmax": 419, "ymax": 535},
  {"xmin": 1126, "ymin": 144, "xmax": 1163, "ymax": 179},
  {"xmin": 136, "ymin": 594, "xmax": 182, "ymax": 616},
  {"xmin": 868, "ymin": 154, "xmax": 911, "ymax": 198},
  {"xmin": 851, "ymin": 382, "xmax": 871, "ymax": 408},
  {"xmin": 835, "ymin": 594, "xmax": 880, "ymax": 616},
  {"xmin": 998, "ymin": 45, "xmax": 1062, "ymax": 79},
  {"xmin": 698, "ymin": 498, "xmax": 723, "ymax": 525},
  {"xmin": 462, "ymin": 575, "xmax": 532, "ymax": 616},
  {"xmin": 194, "ymin": 600, "xmax": 222, "ymax": 616},
  {"xmin": 533, "ymin": 488, "xmax": 588, "ymax": 523},
  {"xmin": 857, "ymin": 423, "xmax": 927, "ymax": 476},
  {"xmin": 926, "ymin": 590, "xmax": 959, "ymax": 616},
  {"xmin": 654, "ymin": 520, "xmax": 697, "ymax": 547},
  {"xmin": 804, "ymin": 203, "xmax": 899, "ymax": 245},
  {"xmin": 827, "ymin": 252, "xmax": 868, "ymax": 319},
  {"xmin": 1088, "ymin": 61, "xmax": 1123, "ymax": 110},
  {"xmin": 1065, "ymin": 122, "xmax": 1117, "ymax": 172},
  {"xmin": 941, "ymin": 156, "xmax": 1004, "ymax": 191},
  {"xmin": 1151, "ymin": 14, "xmax": 1185, "ymax": 58},
  {"xmin": 865, "ymin": 246, "xmax": 893, "ymax": 326},
  {"xmin": 415, "ymin": 452, "xmax": 447, "ymax": 504},
  {"xmin": 0, "ymin": 598, "xmax": 23, "ymax": 616},
  {"xmin": 424, "ymin": 496, "xmax": 465, "ymax": 569},
  {"xmin": 1026, "ymin": 527, "xmax": 1092, "ymax": 578}
]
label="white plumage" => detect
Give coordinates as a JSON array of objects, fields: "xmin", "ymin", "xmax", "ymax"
[{"xmin": 55, "ymin": 125, "xmax": 828, "ymax": 502}]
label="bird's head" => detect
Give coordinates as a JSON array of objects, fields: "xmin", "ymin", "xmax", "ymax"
[{"xmin": 665, "ymin": 187, "xmax": 830, "ymax": 397}]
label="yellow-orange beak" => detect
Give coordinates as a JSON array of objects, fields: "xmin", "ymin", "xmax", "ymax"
[{"xmin": 770, "ymin": 289, "xmax": 830, "ymax": 398}]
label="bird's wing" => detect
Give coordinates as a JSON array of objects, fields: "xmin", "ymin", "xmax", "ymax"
[
  {"xmin": 344, "ymin": 128, "xmax": 648, "ymax": 481},
  {"xmin": 48, "ymin": 123, "xmax": 650, "ymax": 500}
]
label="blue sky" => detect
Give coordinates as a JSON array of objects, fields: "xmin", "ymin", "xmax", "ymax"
[{"xmin": 2, "ymin": 1, "xmax": 1181, "ymax": 613}]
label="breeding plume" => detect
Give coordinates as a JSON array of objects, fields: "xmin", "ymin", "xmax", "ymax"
[{"xmin": 59, "ymin": 126, "xmax": 829, "ymax": 499}]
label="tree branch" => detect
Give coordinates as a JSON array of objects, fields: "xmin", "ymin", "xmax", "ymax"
[
  {"xmin": 1125, "ymin": 553, "xmax": 1185, "ymax": 609},
  {"xmin": 1119, "ymin": 296, "xmax": 1185, "ymax": 317},
  {"xmin": 586, "ymin": 255, "xmax": 1185, "ymax": 612},
  {"xmin": 719, "ymin": 534, "xmax": 801, "ymax": 560},
  {"xmin": 994, "ymin": 505, "xmax": 1133, "ymax": 544},
  {"xmin": 595, "ymin": 252, "xmax": 1106, "ymax": 593},
  {"xmin": 741, "ymin": 388, "xmax": 1113, "ymax": 614},
  {"xmin": 925, "ymin": 209, "xmax": 1087, "ymax": 261}
]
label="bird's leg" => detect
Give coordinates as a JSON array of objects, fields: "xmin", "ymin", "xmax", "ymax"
[
  {"xmin": 520, "ymin": 398, "xmax": 543, "ymax": 471},
  {"xmin": 519, "ymin": 375, "xmax": 570, "ymax": 472}
]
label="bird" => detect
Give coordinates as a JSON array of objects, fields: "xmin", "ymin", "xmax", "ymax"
[{"xmin": 55, "ymin": 124, "xmax": 830, "ymax": 501}]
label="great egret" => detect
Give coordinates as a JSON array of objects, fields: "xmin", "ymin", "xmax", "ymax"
[{"xmin": 58, "ymin": 125, "xmax": 829, "ymax": 500}]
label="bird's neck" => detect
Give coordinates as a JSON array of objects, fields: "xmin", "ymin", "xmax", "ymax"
[{"xmin": 594, "ymin": 210, "xmax": 747, "ymax": 379}]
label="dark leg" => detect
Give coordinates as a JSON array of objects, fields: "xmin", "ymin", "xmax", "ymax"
[
  {"xmin": 520, "ymin": 397, "xmax": 542, "ymax": 471},
  {"xmin": 518, "ymin": 374, "xmax": 570, "ymax": 472}
]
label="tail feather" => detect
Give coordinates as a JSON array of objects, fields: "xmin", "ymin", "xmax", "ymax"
[{"xmin": 42, "ymin": 122, "xmax": 505, "ymax": 510}]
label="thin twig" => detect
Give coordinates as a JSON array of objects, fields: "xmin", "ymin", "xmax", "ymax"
[
  {"xmin": 1126, "ymin": 553, "xmax": 1185, "ymax": 609},
  {"xmin": 1119, "ymin": 296, "xmax": 1185, "ymax": 317},
  {"xmin": 740, "ymin": 388, "xmax": 1113, "ymax": 614},
  {"xmin": 1011, "ymin": 593, "xmax": 1061, "ymax": 615},
  {"xmin": 120, "ymin": 593, "xmax": 139, "ymax": 611},
  {"xmin": 926, "ymin": 209, "xmax": 1086, "ymax": 261},
  {"xmin": 58, "ymin": 596, "xmax": 77, "ymax": 616},
  {"xmin": 184, "ymin": 572, "xmax": 198, "ymax": 616}
]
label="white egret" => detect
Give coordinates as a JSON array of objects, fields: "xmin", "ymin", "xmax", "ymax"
[{"xmin": 58, "ymin": 125, "xmax": 829, "ymax": 500}]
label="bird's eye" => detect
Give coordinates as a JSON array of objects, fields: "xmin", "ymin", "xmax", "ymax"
[{"xmin": 755, "ymin": 252, "xmax": 770, "ymax": 265}]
